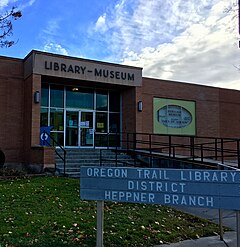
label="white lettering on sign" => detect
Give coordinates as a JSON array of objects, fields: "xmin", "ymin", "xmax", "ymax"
[
  {"xmin": 164, "ymin": 194, "xmax": 214, "ymax": 207},
  {"xmin": 80, "ymin": 167, "xmax": 240, "ymax": 210},
  {"xmin": 158, "ymin": 105, "xmax": 192, "ymax": 128},
  {"xmin": 137, "ymin": 169, "xmax": 169, "ymax": 180},
  {"xmin": 86, "ymin": 167, "xmax": 128, "ymax": 178},
  {"xmin": 180, "ymin": 171, "xmax": 237, "ymax": 182},
  {"xmin": 128, "ymin": 181, "xmax": 186, "ymax": 193},
  {"xmin": 105, "ymin": 191, "xmax": 155, "ymax": 203}
]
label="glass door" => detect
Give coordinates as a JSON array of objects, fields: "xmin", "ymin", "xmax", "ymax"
[
  {"xmin": 66, "ymin": 111, "xmax": 79, "ymax": 146},
  {"xmin": 80, "ymin": 111, "xmax": 94, "ymax": 147},
  {"xmin": 65, "ymin": 110, "xmax": 94, "ymax": 147}
]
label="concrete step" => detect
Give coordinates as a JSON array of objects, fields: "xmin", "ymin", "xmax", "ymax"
[
  {"xmin": 55, "ymin": 154, "xmax": 133, "ymax": 160},
  {"xmin": 55, "ymin": 148, "xmax": 140, "ymax": 178},
  {"xmin": 57, "ymin": 161, "xmax": 137, "ymax": 169}
]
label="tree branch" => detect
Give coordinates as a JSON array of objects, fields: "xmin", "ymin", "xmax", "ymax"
[{"xmin": 0, "ymin": 6, "xmax": 22, "ymax": 48}]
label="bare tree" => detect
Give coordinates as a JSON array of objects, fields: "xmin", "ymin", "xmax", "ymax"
[
  {"xmin": 224, "ymin": 1, "xmax": 239, "ymax": 30},
  {"xmin": 224, "ymin": 1, "xmax": 240, "ymax": 70},
  {"xmin": 0, "ymin": 7, "xmax": 22, "ymax": 48},
  {"xmin": 238, "ymin": 0, "xmax": 240, "ymax": 36}
]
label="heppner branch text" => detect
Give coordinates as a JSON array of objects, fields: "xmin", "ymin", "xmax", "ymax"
[{"xmin": 85, "ymin": 167, "xmax": 238, "ymax": 208}]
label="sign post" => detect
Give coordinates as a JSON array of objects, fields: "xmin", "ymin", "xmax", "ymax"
[
  {"xmin": 237, "ymin": 211, "xmax": 240, "ymax": 247},
  {"xmin": 218, "ymin": 209, "xmax": 223, "ymax": 241},
  {"xmin": 96, "ymin": 201, "xmax": 104, "ymax": 247}
]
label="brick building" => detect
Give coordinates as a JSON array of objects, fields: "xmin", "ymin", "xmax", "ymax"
[{"xmin": 0, "ymin": 50, "xmax": 240, "ymax": 171}]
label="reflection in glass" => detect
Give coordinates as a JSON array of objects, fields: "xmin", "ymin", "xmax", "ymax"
[
  {"xmin": 96, "ymin": 91, "xmax": 108, "ymax": 111},
  {"xmin": 50, "ymin": 109, "xmax": 64, "ymax": 131},
  {"xmin": 95, "ymin": 134, "xmax": 108, "ymax": 147},
  {"xmin": 108, "ymin": 134, "xmax": 120, "ymax": 147},
  {"xmin": 109, "ymin": 113, "xmax": 120, "ymax": 133},
  {"xmin": 109, "ymin": 91, "xmax": 120, "ymax": 112},
  {"xmin": 41, "ymin": 84, "xmax": 49, "ymax": 107},
  {"xmin": 66, "ymin": 87, "xmax": 93, "ymax": 109},
  {"xmin": 51, "ymin": 132, "xmax": 64, "ymax": 146},
  {"xmin": 81, "ymin": 112, "xmax": 93, "ymax": 147},
  {"xmin": 50, "ymin": 85, "xmax": 64, "ymax": 108},
  {"xmin": 40, "ymin": 108, "xmax": 48, "ymax": 127},
  {"xmin": 96, "ymin": 112, "xmax": 107, "ymax": 133},
  {"xmin": 94, "ymin": 134, "xmax": 120, "ymax": 147},
  {"xmin": 66, "ymin": 111, "xmax": 79, "ymax": 146}
]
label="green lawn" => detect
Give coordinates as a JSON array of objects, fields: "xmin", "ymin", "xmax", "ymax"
[{"xmin": 0, "ymin": 176, "xmax": 223, "ymax": 247}]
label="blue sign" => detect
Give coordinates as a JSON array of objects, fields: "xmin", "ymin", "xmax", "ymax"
[
  {"xmin": 40, "ymin": 127, "xmax": 51, "ymax": 146},
  {"xmin": 80, "ymin": 167, "xmax": 240, "ymax": 210}
]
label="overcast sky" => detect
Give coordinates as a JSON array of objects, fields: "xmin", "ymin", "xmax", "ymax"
[{"xmin": 0, "ymin": 0, "xmax": 239, "ymax": 89}]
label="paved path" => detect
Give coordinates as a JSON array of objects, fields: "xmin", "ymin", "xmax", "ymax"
[
  {"xmin": 155, "ymin": 232, "xmax": 237, "ymax": 247},
  {"xmin": 154, "ymin": 207, "xmax": 239, "ymax": 247}
]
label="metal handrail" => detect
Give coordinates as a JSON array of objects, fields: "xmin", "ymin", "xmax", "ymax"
[
  {"xmin": 42, "ymin": 130, "xmax": 67, "ymax": 176},
  {"xmin": 100, "ymin": 132, "xmax": 240, "ymax": 169},
  {"xmin": 132, "ymin": 133, "xmax": 239, "ymax": 167},
  {"xmin": 99, "ymin": 147, "xmax": 238, "ymax": 171}
]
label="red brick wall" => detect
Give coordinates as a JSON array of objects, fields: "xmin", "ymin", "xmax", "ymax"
[
  {"xmin": 137, "ymin": 78, "xmax": 240, "ymax": 139},
  {"xmin": 23, "ymin": 75, "xmax": 33, "ymax": 162},
  {"xmin": 24, "ymin": 75, "xmax": 41, "ymax": 163},
  {"xmin": 0, "ymin": 56, "xmax": 54, "ymax": 169},
  {"xmin": 219, "ymin": 89, "xmax": 240, "ymax": 138},
  {"xmin": 122, "ymin": 88, "xmax": 137, "ymax": 133},
  {"xmin": 0, "ymin": 57, "xmax": 24, "ymax": 163},
  {"xmin": 31, "ymin": 74, "xmax": 41, "ymax": 146},
  {"xmin": 30, "ymin": 146, "xmax": 55, "ymax": 169},
  {"xmin": 136, "ymin": 86, "xmax": 143, "ymax": 134}
]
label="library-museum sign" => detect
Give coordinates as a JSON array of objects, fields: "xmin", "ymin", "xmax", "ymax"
[
  {"xmin": 80, "ymin": 167, "xmax": 240, "ymax": 210},
  {"xmin": 30, "ymin": 52, "xmax": 142, "ymax": 86},
  {"xmin": 44, "ymin": 61, "xmax": 135, "ymax": 81}
]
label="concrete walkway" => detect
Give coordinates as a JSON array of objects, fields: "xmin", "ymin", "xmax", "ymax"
[
  {"xmin": 154, "ymin": 207, "xmax": 239, "ymax": 247},
  {"xmin": 155, "ymin": 232, "xmax": 237, "ymax": 247}
]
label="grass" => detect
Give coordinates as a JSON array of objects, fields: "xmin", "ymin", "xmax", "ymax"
[{"xmin": 0, "ymin": 176, "xmax": 225, "ymax": 247}]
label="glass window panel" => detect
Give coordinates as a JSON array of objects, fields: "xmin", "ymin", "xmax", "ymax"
[
  {"xmin": 41, "ymin": 84, "xmax": 49, "ymax": 107},
  {"xmin": 96, "ymin": 112, "xmax": 107, "ymax": 133},
  {"xmin": 94, "ymin": 134, "xmax": 108, "ymax": 147},
  {"xmin": 66, "ymin": 128, "xmax": 78, "ymax": 146},
  {"xmin": 66, "ymin": 87, "xmax": 93, "ymax": 109},
  {"xmin": 66, "ymin": 111, "xmax": 78, "ymax": 128},
  {"xmin": 40, "ymin": 108, "xmax": 48, "ymax": 127},
  {"xmin": 50, "ymin": 132, "xmax": 64, "ymax": 146},
  {"xmin": 50, "ymin": 85, "xmax": 64, "ymax": 108},
  {"xmin": 66, "ymin": 111, "xmax": 79, "ymax": 146},
  {"xmin": 94, "ymin": 134, "xmax": 120, "ymax": 147},
  {"xmin": 109, "ymin": 91, "xmax": 120, "ymax": 112},
  {"xmin": 109, "ymin": 113, "xmax": 120, "ymax": 133},
  {"xmin": 96, "ymin": 91, "xmax": 108, "ymax": 111},
  {"xmin": 81, "ymin": 112, "xmax": 93, "ymax": 128},
  {"xmin": 50, "ymin": 109, "xmax": 64, "ymax": 131},
  {"xmin": 108, "ymin": 134, "xmax": 120, "ymax": 147}
]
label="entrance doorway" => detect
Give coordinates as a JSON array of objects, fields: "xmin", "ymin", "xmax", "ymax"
[{"xmin": 66, "ymin": 111, "xmax": 94, "ymax": 147}]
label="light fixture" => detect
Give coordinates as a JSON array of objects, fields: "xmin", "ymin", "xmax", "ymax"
[
  {"xmin": 138, "ymin": 101, "xmax": 143, "ymax": 112},
  {"xmin": 34, "ymin": 91, "xmax": 40, "ymax": 104},
  {"xmin": 72, "ymin": 87, "xmax": 79, "ymax": 92}
]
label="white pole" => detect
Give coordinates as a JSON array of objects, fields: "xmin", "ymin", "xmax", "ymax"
[
  {"xmin": 237, "ymin": 211, "xmax": 240, "ymax": 247},
  {"xmin": 96, "ymin": 201, "xmax": 104, "ymax": 247}
]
